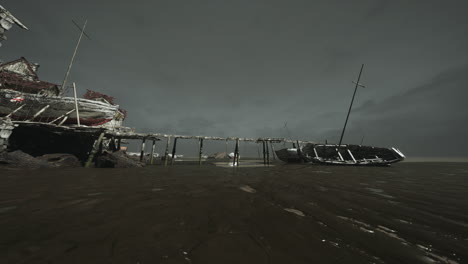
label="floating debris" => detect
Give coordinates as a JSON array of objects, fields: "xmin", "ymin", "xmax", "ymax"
[
  {"xmin": 284, "ymin": 208, "xmax": 305, "ymax": 217},
  {"xmin": 239, "ymin": 185, "xmax": 256, "ymax": 194}
]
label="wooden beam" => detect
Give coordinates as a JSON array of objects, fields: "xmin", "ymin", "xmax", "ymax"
[
  {"xmin": 27, "ymin": 105, "xmax": 50, "ymax": 121},
  {"xmin": 164, "ymin": 136, "xmax": 171, "ymax": 167},
  {"xmin": 198, "ymin": 138, "xmax": 204, "ymax": 166},
  {"xmin": 171, "ymin": 137, "xmax": 178, "ymax": 166},
  {"xmin": 48, "ymin": 109, "xmax": 75, "ymax": 124},
  {"xmin": 266, "ymin": 140, "xmax": 270, "ymax": 165},
  {"xmin": 233, "ymin": 139, "xmax": 239, "ymax": 167},
  {"xmin": 6, "ymin": 104, "xmax": 26, "ymax": 118},
  {"xmin": 85, "ymin": 132, "xmax": 105, "ymax": 168},
  {"xmin": 140, "ymin": 138, "xmax": 146, "ymax": 162},
  {"xmin": 270, "ymin": 142, "xmax": 276, "ymax": 161},
  {"xmin": 235, "ymin": 138, "xmax": 240, "ymax": 166},
  {"xmin": 150, "ymin": 140, "xmax": 156, "ymax": 164},
  {"xmin": 72, "ymin": 82, "xmax": 81, "ymax": 126}
]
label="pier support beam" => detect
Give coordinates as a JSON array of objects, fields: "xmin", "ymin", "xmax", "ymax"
[
  {"xmin": 233, "ymin": 139, "xmax": 239, "ymax": 167},
  {"xmin": 198, "ymin": 138, "xmax": 204, "ymax": 166},
  {"xmin": 150, "ymin": 140, "xmax": 156, "ymax": 164},
  {"xmin": 85, "ymin": 132, "xmax": 105, "ymax": 168},
  {"xmin": 140, "ymin": 138, "xmax": 146, "ymax": 162},
  {"xmin": 171, "ymin": 137, "xmax": 178, "ymax": 166},
  {"xmin": 262, "ymin": 141, "xmax": 266, "ymax": 165},
  {"xmin": 266, "ymin": 140, "xmax": 270, "ymax": 165},
  {"xmin": 164, "ymin": 136, "xmax": 171, "ymax": 167},
  {"xmin": 270, "ymin": 142, "xmax": 276, "ymax": 161}
]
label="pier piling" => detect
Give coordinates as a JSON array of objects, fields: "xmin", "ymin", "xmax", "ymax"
[
  {"xmin": 171, "ymin": 137, "xmax": 178, "ymax": 166},
  {"xmin": 198, "ymin": 138, "xmax": 204, "ymax": 166},
  {"xmin": 150, "ymin": 140, "xmax": 156, "ymax": 164},
  {"xmin": 140, "ymin": 138, "xmax": 146, "ymax": 162},
  {"xmin": 164, "ymin": 136, "xmax": 171, "ymax": 167}
]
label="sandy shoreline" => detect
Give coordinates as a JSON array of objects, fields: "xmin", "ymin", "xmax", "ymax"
[{"xmin": 1, "ymin": 163, "xmax": 467, "ymax": 263}]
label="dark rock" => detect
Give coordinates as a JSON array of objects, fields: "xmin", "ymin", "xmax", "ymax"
[
  {"xmin": 95, "ymin": 150, "xmax": 144, "ymax": 168},
  {"xmin": 0, "ymin": 150, "xmax": 51, "ymax": 169},
  {"xmin": 36, "ymin": 153, "xmax": 81, "ymax": 168}
]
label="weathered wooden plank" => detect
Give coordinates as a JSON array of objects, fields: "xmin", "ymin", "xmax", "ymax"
[{"xmin": 85, "ymin": 132, "xmax": 105, "ymax": 168}]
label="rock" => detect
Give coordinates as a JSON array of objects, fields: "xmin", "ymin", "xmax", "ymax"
[
  {"xmin": 36, "ymin": 153, "xmax": 81, "ymax": 168},
  {"xmin": 0, "ymin": 150, "xmax": 51, "ymax": 169},
  {"xmin": 95, "ymin": 150, "xmax": 144, "ymax": 168}
]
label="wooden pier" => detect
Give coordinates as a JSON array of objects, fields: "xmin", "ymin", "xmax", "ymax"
[{"xmin": 6, "ymin": 120, "xmax": 315, "ymax": 168}]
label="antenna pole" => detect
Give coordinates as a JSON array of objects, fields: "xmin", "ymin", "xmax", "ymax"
[
  {"xmin": 338, "ymin": 64, "xmax": 364, "ymax": 147},
  {"xmin": 60, "ymin": 20, "xmax": 87, "ymax": 95}
]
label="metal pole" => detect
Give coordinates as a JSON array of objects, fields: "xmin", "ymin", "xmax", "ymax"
[
  {"xmin": 72, "ymin": 82, "xmax": 80, "ymax": 126},
  {"xmin": 61, "ymin": 20, "xmax": 87, "ymax": 95},
  {"xmin": 338, "ymin": 64, "xmax": 364, "ymax": 147}
]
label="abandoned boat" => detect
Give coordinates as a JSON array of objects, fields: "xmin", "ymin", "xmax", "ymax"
[
  {"xmin": 275, "ymin": 144, "xmax": 405, "ymax": 166},
  {"xmin": 0, "ymin": 57, "xmax": 125, "ymax": 127}
]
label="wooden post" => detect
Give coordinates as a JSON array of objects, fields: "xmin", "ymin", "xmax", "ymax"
[
  {"xmin": 233, "ymin": 139, "xmax": 239, "ymax": 167},
  {"xmin": 48, "ymin": 109, "xmax": 75, "ymax": 124},
  {"xmin": 85, "ymin": 132, "xmax": 105, "ymax": 168},
  {"xmin": 57, "ymin": 115, "xmax": 69, "ymax": 126},
  {"xmin": 140, "ymin": 138, "xmax": 146, "ymax": 162},
  {"xmin": 236, "ymin": 138, "xmax": 240, "ymax": 166},
  {"xmin": 266, "ymin": 140, "xmax": 270, "ymax": 165},
  {"xmin": 262, "ymin": 141, "xmax": 266, "ymax": 165},
  {"xmin": 171, "ymin": 137, "xmax": 178, "ymax": 166},
  {"xmin": 117, "ymin": 138, "xmax": 121, "ymax": 150},
  {"xmin": 257, "ymin": 143, "xmax": 261, "ymax": 159},
  {"xmin": 225, "ymin": 139, "xmax": 228, "ymax": 158},
  {"xmin": 296, "ymin": 140, "xmax": 303, "ymax": 162},
  {"xmin": 6, "ymin": 104, "xmax": 26, "ymax": 118},
  {"xmin": 72, "ymin": 82, "xmax": 81, "ymax": 126},
  {"xmin": 198, "ymin": 138, "xmax": 204, "ymax": 166},
  {"xmin": 164, "ymin": 136, "xmax": 171, "ymax": 167},
  {"xmin": 27, "ymin": 105, "xmax": 50, "ymax": 121},
  {"xmin": 150, "ymin": 140, "xmax": 156, "ymax": 164},
  {"xmin": 270, "ymin": 142, "xmax": 276, "ymax": 161}
]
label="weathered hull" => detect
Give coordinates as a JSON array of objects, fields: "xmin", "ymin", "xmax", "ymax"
[
  {"xmin": 274, "ymin": 148, "xmax": 303, "ymax": 163},
  {"xmin": 276, "ymin": 144, "xmax": 405, "ymax": 166},
  {"xmin": 0, "ymin": 89, "xmax": 120, "ymax": 126}
]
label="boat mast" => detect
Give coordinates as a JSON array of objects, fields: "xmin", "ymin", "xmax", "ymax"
[
  {"xmin": 338, "ymin": 64, "xmax": 365, "ymax": 147},
  {"xmin": 60, "ymin": 20, "xmax": 90, "ymax": 95}
]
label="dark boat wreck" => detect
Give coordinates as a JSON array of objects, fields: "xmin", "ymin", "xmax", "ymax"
[
  {"xmin": 0, "ymin": 57, "xmax": 130, "ymax": 165},
  {"xmin": 275, "ymin": 144, "xmax": 405, "ymax": 166},
  {"xmin": 0, "ymin": 57, "xmax": 126, "ymax": 127}
]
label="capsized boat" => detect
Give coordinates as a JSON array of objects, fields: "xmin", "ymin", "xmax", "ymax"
[{"xmin": 275, "ymin": 144, "xmax": 405, "ymax": 166}]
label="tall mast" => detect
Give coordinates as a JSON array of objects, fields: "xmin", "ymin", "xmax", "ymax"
[
  {"xmin": 60, "ymin": 20, "xmax": 89, "ymax": 95},
  {"xmin": 338, "ymin": 64, "xmax": 365, "ymax": 147}
]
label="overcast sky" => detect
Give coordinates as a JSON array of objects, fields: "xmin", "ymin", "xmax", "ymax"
[{"xmin": 1, "ymin": 0, "xmax": 467, "ymax": 157}]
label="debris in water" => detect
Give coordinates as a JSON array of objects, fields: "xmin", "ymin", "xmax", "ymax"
[
  {"xmin": 284, "ymin": 208, "xmax": 305, "ymax": 217},
  {"xmin": 239, "ymin": 185, "xmax": 256, "ymax": 193}
]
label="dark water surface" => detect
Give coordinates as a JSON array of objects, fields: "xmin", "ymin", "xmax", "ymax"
[{"xmin": 1, "ymin": 162, "xmax": 467, "ymax": 263}]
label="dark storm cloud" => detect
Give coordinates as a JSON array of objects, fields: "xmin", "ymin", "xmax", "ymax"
[{"xmin": 1, "ymin": 0, "xmax": 468, "ymax": 156}]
